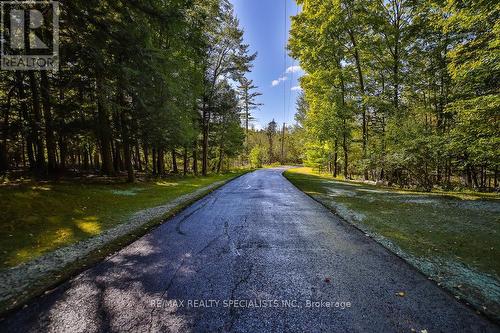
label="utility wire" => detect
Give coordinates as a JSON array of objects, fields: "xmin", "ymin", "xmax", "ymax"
[
  {"xmin": 281, "ymin": 0, "xmax": 287, "ymax": 163},
  {"xmin": 287, "ymin": 1, "xmax": 299, "ymax": 125},
  {"xmin": 283, "ymin": 0, "xmax": 287, "ymax": 125}
]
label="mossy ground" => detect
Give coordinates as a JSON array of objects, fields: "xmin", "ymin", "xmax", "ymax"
[{"xmin": 0, "ymin": 172, "xmax": 245, "ymax": 269}]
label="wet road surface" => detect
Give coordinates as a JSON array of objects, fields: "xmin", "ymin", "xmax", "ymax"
[{"xmin": 1, "ymin": 168, "xmax": 498, "ymax": 332}]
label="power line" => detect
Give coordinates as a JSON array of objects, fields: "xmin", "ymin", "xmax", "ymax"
[
  {"xmin": 288, "ymin": 1, "xmax": 299, "ymax": 125},
  {"xmin": 281, "ymin": 0, "xmax": 287, "ymax": 164},
  {"xmin": 283, "ymin": 0, "xmax": 287, "ymax": 126}
]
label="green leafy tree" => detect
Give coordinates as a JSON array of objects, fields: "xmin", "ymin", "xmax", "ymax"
[{"xmin": 249, "ymin": 146, "xmax": 265, "ymax": 168}]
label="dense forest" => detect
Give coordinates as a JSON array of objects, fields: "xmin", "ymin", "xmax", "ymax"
[
  {"xmin": 0, "ymin": 0, "xmax": 257, "ymax": 181},
  {"xmin": 0, "ymin": 0, "xmax": 498, "ymax": 192},
  {"xmin": 289, "ymin": 0, "xmax": 499, "ymax": 191}
]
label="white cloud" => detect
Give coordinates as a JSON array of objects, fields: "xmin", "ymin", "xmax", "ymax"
[
  {"xmin": 286, "ymin": 65, "xmax": 303, "ymax": 74},
  {"xmin": 272, "ymin": 65, "xmax": 303, "ymax": 87},
  {"xmin": 291, "ymin": 86, "xmax": 302, "ymax": 91},
  {"xmin": 271, "ymin": 76, "xmax": 288, "ymax": 87}
]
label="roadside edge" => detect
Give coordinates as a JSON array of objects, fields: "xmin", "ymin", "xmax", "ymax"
[{"xmin": 0, "ymin": 170, "xmax": 253, "ymax": 317}]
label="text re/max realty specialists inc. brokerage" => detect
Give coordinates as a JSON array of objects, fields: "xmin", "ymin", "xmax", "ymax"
[{"xmin": 150, "ymin": 299, "xmax": 352, "ymax": 310}]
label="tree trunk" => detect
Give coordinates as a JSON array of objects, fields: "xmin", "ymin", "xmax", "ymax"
[
  {"xmin": 343, "ymin": 130, "xmax": 348, "ymax": 179},
  {"xmin": 16, "ymin": 72, "xmax": 36, "ymax": 169},
  {"xmin": 471, "ymin": 167, "xmax": 479, "ymax": 189},
  {"xmin": 0, "ymin": 89, "xmax": 12, "ymax": 172},
  {"xmin": 193, "ymin": 142, "xmax": 198, "ymax": 176},
  {"xmin": 123, "ymin": 140, "xmax": 134, "ymax": 182},
  {"xmin": 113, "ymin": 140, "xmax": 121, "ymax": 172},
  {"xmin": 183, "ymin": 147, "xmax": 188, "ymax": 176},
  {"xmin": 337, "ymin": 57, "xmax": 349, "ymax": 180},
  {"xmin": 494, "ymin": 166, "xmax": 498, "ymax": 188},
  {"xmin": 202, "ymin": 101, "xmax": 210, "ymax": 176},
  {"xmin": 171, "ymin": 149, "xmax": 178, "ymax": 173},
  {"xmin": 152, "ymin": 147, "xmax": 157, "ymax": 175},
  {"xmin": 83, "ymin": 146, "xmax": 90, "ymax": 171},
  {"xmin": 333, "ymin": 139, "xmax": 338, "ymax": 178},
  {"xmin": 117, "ymin": 85, "xmax": 135, "ymax": 183},
  {"xmin": 393, "ymin": 49, "xmax": 399, "ymax": 111},
  {"xmin": 348, "ymin": 31, "xmax": 368, "ymax": 180},
  {"xmin": 58, "ymin": 87, "xmax": 67, "ymax": 171},
  {"xmin": 96, "ymin": 75, "xmax": 114, "ymax": 175},
  {"xmin": 466, "ymin": 165, "xmax": 473, "ymax": 187},
  {"xmin": 120, "ymin": 112, "xmax": 134, "ymax": 183},
  {"xmin": 217, "ymin": 145, "xmax": 224, "ymax": 174},
  {"xmin": 143, "ymin": 145, "xmax": 149, "ymax": 171},
  {"xmin": 135, "ymin": 142, "xmax": 142, "ymax": 171},
  {"xmin": 157, "ymin": 148, "xmax": 164, "ymax": 175},
  {"xmin": 40, "ymin": 71, "xmax": 57, "ymax": 173},
  {"xmin": 28, "ymin": 71, "xmax": 46, "ymax": 174}
]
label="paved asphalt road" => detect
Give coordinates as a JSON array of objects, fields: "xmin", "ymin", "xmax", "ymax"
[{"xmin": 1, "ymin": 168, "xmax": 498, "ymax": 332}]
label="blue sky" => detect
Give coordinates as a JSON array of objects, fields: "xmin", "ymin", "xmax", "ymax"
[{"xmin": 230, "ymin": 0, "xmax": 302, "ymax": 129}]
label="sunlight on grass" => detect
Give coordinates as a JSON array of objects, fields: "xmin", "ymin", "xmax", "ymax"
[
  {"xmin": 76, "ymin": 217, "xmax": 101, "ymax": 235},
  {"xmin": 14, "ymin": 249, "xmax": 32, "ymax": 262},
  {"xmin": 155, "ymin": 181, "xmax": 179, "ymax": 186},
  {"xmin": 31, "ymin": 186, "xmax": 52, "ymax": 191},
  {"xmin": 0, "ymin": 172, "xmax": 243, "ymax": 269},
  {"xmin": 111, "ymin": 190, "xmax": 138, "ymax": 196},
  {"xmin": 53, "ymin": 228, "xmax": 74, "ymax": 245},
  {"xmin": 305, "ymin": 190, "xmax": 322, "ymax": 195}
]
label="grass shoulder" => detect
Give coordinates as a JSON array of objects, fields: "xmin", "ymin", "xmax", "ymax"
[{"xmin": 0, "ymin": 170, "xmax": 249, "ymax": 269}]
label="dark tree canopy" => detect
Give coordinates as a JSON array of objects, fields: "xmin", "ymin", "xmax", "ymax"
[{"xmin": 0, "ymin": 0, "xmax": 255, "ymax": 180}]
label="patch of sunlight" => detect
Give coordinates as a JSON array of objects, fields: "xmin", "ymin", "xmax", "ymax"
[
  {"xmin": 306, "ymin": 190, "xmax": 322, "ymax": 195},
  {"xmin": 15, "ymin": 249, "xmax": 33, "ymax": 261},
  {"xmin": 327, "ymin": 188, "xmax": 356, "ymax": 197},
  {"xmin": 53, "ymin": 227, "xmax": 74, "ymax": 245},
  {"xmin": 111, "ymin": 189, "xmax": 139, "ymax": 196},
  {"xmin": 397, "ymin": 196, "xmax": 438, "ymax": 205},
  {"xmin": 358, "ymin": 188, "xmax": 392, "ymax": 194},
  {"xmin": 31, "ymin": 185, "xmax": 52, "ymax": 191},
  {"xmin": 451, "ymin": 194, "xmax": 488, "ymax": 201},
  {"xmin": 386, "ymin": 188, "xmax": 494, "ymax": 201},
  {"xmin": 333, "ymin": 180, "xmax": 365, "ymax": 188},
  {"xmin": 155, "ymin": 181, "xmax": 179, "ymax": 187},
  {"xmin": 76, "ymin": 216, "xmax": 101, "ymax": 235}
]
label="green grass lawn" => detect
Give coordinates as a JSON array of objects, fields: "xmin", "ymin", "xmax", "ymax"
[
  {"xmin": 0, "ymin": 172, "xmax": 244, "ymax": 269},
  {"xmin": 284, "ymin": 167, "xmax": 500, "ymax": 316}
]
